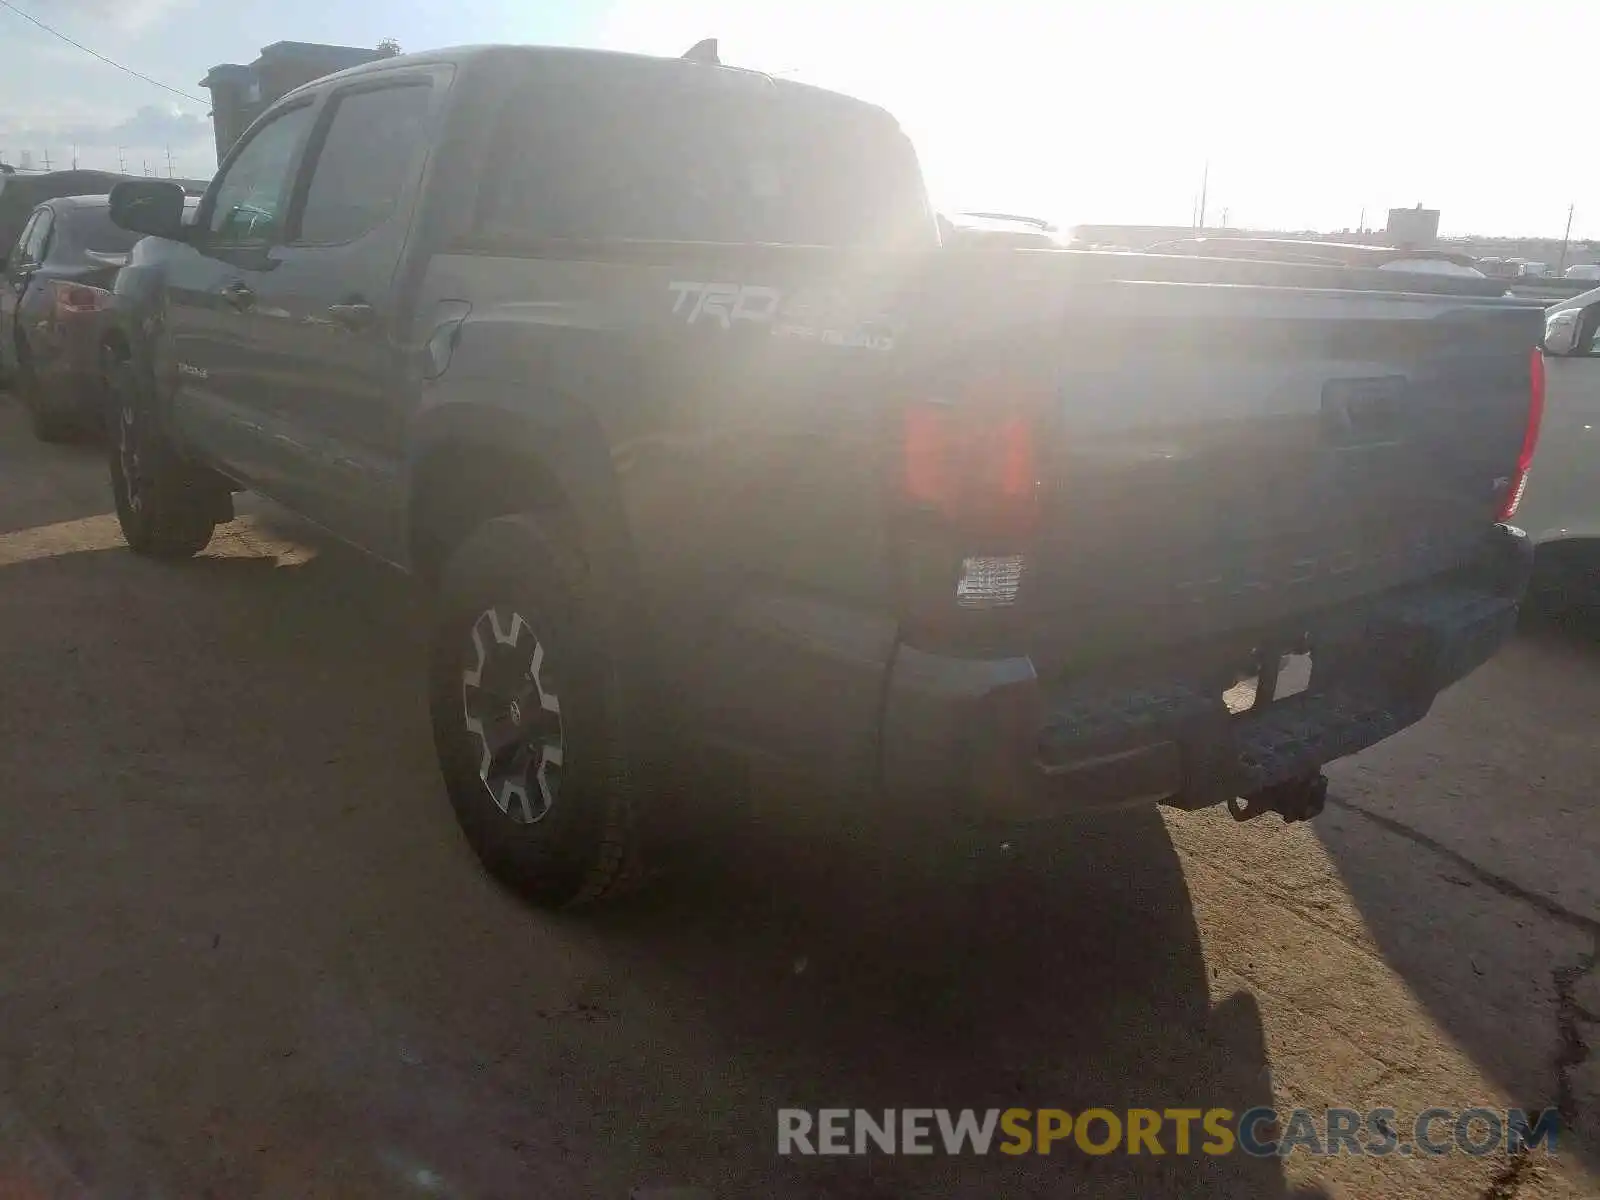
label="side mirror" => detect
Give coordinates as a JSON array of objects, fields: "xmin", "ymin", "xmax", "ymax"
[
  {"xmin": 109, "ymin": 180, "xmax": 190, "ymax": 242},
  {"xmin": 1543, "ymin": 306, "xmax": 1590, "ymax": 356}
]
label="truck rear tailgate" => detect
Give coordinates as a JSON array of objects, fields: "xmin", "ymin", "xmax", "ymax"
[{"xmin": 1019, "ymin": 280, "xmax": 1543, "ymax": 670}]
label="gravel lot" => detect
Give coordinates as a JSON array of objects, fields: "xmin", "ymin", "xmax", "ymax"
[{"xmin": 2, "ymin": 396, "xmax": 1599, "ymax": 1199}]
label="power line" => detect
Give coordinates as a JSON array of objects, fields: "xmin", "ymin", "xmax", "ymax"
[{"xmin": 0, "ymin": 0, "xmax": 205, "ymax": 105}]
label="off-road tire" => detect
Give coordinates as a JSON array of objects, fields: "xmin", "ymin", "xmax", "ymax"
[
  {"xmin": 106, "ymin": 354, "xmax": 225, "ymax": 559},
  {"xmin": 429, "ymin": 514, "xmax": 643, "ymax": 909}
]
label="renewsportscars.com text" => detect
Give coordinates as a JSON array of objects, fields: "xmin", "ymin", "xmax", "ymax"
[{"xmin": 776, "ymin": 1107, "xmax": 1560, "ymax": 1158}]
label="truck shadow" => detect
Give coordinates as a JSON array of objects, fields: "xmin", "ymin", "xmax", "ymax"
[
  {"xmin": 1315, "ymin": 796, "xmax": 1595, "ymax": 1173},
  {"xmin": 0, "ymin": 514, "xmax": 1325, "ymax": 1199},
  {"xmin": 1314, "ymin": 606, "xmax": 1600, "ymax": 1178}
]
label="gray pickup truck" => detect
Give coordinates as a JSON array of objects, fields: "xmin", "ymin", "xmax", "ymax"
[{"xmin": 102, "ymin": 42, "xmax": 1541, "ymax": 908}]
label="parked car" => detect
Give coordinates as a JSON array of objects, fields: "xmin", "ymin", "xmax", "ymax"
[
  {"xmin": 1146, "ymin": 237, "xmax": 1489, "ymax": 279},
  {"xmin": 0, "ymin": 169, "xmax": 207, "ymax": 267},
  {"xmin": 0, "ymin": 195, "xmax": 147, "ymax": 440},
  {"xmin": 1520, "ymin": 287, "xmax": 1600, "ymax": 604},
  {"xmin": 939, "ymin": 211, "xmax": 1063, "ymax": 249},
  {"xmin": 103, "ymin": 42, "xmax": 1537, "ymax": 911}
]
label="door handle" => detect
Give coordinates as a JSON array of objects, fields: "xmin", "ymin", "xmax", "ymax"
[
  {"xmin": 218, "ymin": 280, "xmax": 255, "ymax": 311},
  {"xmin": 327, "ymin": 302, "xmax": 375, "ymax": 330}
]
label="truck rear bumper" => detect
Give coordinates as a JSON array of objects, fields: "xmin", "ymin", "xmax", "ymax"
[{"xmin": 880, "ymin": 523, "xmax": 1532, "ymax": 822}]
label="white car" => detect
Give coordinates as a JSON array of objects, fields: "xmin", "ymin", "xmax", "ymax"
[{"xmin": 1523, "ymin": 289, "xmax": 1600, "ymax": 601}]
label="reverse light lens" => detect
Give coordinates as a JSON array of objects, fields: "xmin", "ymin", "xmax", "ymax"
[{"xmin": 956, "ymin": 554, "xmax": 1026, "ymax": 608}]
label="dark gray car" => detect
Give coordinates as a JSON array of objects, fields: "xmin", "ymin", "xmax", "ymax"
[{"xmin": 1, "ymin": 195, "xmax": 143, "ymax": 440}]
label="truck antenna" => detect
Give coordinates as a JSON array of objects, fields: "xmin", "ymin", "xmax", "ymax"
[{"xmin": 682, "ymin": 38, "xmax": 719, "ymax": 64}]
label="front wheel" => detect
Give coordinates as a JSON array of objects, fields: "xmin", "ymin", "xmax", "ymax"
[
  {"xmin": 106, "ymin": 354, "xmax": 226, "ymax": 559},
  {"xmin": 429, "ymin": 514, "xmax": 643, "ymax": 908}
]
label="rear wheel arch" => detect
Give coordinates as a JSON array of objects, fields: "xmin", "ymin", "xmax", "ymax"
[
  {"xmin": 405, "ymin": 406, "xmax": 639, "ymax": 609},
  {"xmin": 409, "ymin": 435, "xmax": 579, "ymax": 587}
]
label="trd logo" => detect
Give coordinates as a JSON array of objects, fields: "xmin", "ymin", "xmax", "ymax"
[{"xmin": 668, "ymin": 281, "xmax": 782, "ymax": 329}]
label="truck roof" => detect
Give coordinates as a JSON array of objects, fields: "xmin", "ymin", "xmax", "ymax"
[{"xmin": 283, "ymin": 43, "xmax": 893, "ymax": 121}]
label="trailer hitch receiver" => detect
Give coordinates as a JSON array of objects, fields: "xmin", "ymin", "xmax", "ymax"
[{"xmin": 1227, "ymin": 771, "xmax": 1329, "ymax": 824}]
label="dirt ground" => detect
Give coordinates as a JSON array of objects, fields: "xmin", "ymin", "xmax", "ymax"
[{"xmin": 3, "ymin": 397, "xmax": 1600, "ymax": 1199}]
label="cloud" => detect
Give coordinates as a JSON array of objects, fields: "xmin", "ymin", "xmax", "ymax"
[
  {"xmin": 38, "ymin": 0, "xmax": 194, "ymax": 33},
  {"xmin": 0, "ymin": 104, "xmax": 214, "ymax": 177},
  {"xmin": 3, "ymin": 104, "xmax": 209, "ymax": 151}
]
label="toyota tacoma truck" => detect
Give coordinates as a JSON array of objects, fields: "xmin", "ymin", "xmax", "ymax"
[{"xmin": 102, "ymin": 41, "xmax": 1542, "ymax": 908}]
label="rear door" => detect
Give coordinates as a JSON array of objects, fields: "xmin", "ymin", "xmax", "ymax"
[{"xmin": 238, "ymin": 69, "xmax": 444, "ymax": 555}]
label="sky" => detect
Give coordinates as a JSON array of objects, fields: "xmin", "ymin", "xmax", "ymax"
[{"xmin": 0, "ymin": 0, "xmax": 1594, "ymax": 239}]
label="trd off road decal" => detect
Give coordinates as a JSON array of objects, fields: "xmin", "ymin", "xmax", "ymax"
[{"xmin": 667, "ymin": 280, "xmax": 898, "ymax": 351}]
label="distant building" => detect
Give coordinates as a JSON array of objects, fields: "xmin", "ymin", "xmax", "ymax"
[
  {"xmin": 201, "ymin": 41, "xmax": 385, "ymax": 160},
  {"xmin": 1386, "ymin": 206, "xmax": 1440, "ymax": 249}
]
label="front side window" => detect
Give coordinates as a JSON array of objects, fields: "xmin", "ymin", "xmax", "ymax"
[
  {"xmin": 207, "ymin": 104, "xmax": 316, "ymax": 243},
  {"xmin": 298, "ymin": 83, "xmax": 432, "ymax": 245}
]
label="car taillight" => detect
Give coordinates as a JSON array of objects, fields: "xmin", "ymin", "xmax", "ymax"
[
  {"xmin": 52, "ymin": 282, "xmax": 109, "ymax": 319},
  {"xmin": 899, "ymin": 397, "xmax": 1041, "ymax": 616},
  {"xmin": 901, "ymin": 401, "xmax": 1040, "ymax": 539},
  {"xmin": 1497, "ymin": 347, "xmax": 1545, "ymax": 522}
]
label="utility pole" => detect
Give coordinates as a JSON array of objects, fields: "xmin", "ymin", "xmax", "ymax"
[
  {"xmin": 1358, "ymin": 207, "xmax": 1365, "ymax": 234},
  {"xmin": 71, "ymin": 144, "xmax": 79, "ymax": 170},
  {"xmin": 117, "ymin": 146, "xmax": 127, "ymax": 173},
  {"xmin": 41, "ymin": 149, "xmax": 52, "ymax": 171},
  {"xmin": 165, "ymin": 145, "xmax": 174, "ymax": 178},
  {"xmin": 1197, "ymin": 161, "xmax": 1210, "ymax": 231},
  {"xmin": 1559, "ymin": 203, "xmax": 1575, "ymax": 276},
  {"xmin": 1220, "ymin": 207, "xmax": 1230, "ymax": 228}
]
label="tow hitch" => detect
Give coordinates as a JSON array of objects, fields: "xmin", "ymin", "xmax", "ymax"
[{"xmin": 1226, "ymin": 771, "xmax": 1329, "ymax": 824}]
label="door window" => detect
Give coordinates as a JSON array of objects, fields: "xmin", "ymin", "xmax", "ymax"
[
  {"xmin": 207, "ymin": 104, "xmax": 316, "ymax": 244},
  {"xmin": 18, "ymin": 209, "xmax": 52, "ymax": 264},
  {"xmin": 297, "ymin": 83, "xmax": 432, "ymax": 245},
  {"xmin": 10, "ymin": 212, "xmax": 39, "ymax": 267}
]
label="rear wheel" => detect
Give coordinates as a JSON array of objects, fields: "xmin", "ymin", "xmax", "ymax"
[
  {"xmin": 106, "ymin": 354, "xmax": 227, "ymax": 559},
  {"xmin": 429, "ymin": 514, "xmax": 643, "ymax": 908}
]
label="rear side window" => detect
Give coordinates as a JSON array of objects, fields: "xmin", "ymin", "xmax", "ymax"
[
  {"xmin": 477, "ymin": 78, "xmax": 931, "ymax": 247},
  {"xmin": 297, "ymin": 83, "xmax": 433, "ymax": 245}
]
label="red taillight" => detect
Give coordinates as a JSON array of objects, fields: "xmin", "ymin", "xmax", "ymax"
[
  {"xmin": 1497, "ymin": 347, "xmax": 1546, "ymax": 522},
  {"xmin": 52, "ymin": 282, "xmax": 108, "ymax": 319},
  {"xmin": 900, "ymin": 401, "xmax": 1040, "ymax": 538}
]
